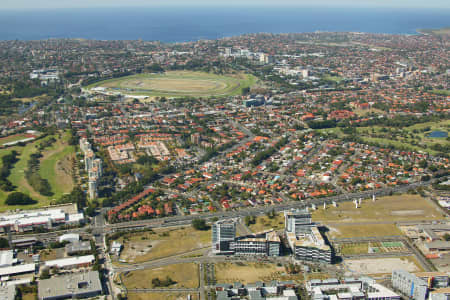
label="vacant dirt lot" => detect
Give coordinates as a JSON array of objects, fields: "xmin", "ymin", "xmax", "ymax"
[
  {"xmin": 117, "ymin": 227, "xmax": 210, "ymax": 263},
  {"xmin": 313, "ymin": 194, "xmax": 443, "ymax": 223},
  {"xmin": 214, "ymin": 262, "xmax": 287, "ymax": 284},
  {"xmin": 327, "ymin": 224, "xmax": 403, "ymax": 239},
  {"xmin": 127, "ymin": 292, "xmax": 199, "ymax": 300},
  {"xmin": 344, "ymin": 257, "xmax": 422, "ymax": 275},
  {"xmin": 122, "ymin": 263, "xmax": 199, "ymax": 289}
]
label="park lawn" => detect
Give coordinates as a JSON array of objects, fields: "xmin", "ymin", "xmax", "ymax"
[
  {"xmin": 356, "ymin": 120, "xmax": 449, "ymax": 154},
  {"xmin": 327, "ymin": 224, "xmax": 403, "ymax": 239},
  {"xmin": 312, "ymin": 194, "xmax": 443, "ymax": 224},
  {"xmin": 315, "ymin": 127, "xmax": 344, "ymax": 138},
  {"xmin": 127, "ymin": 293, "xmax": 199, "ymax": 300},
  {"xmin": 360, "ymin": 136, "xmax": 428, "ymax": 153},
  {"xmin": 322, "ymin": 75, "xmax": 343, "ymax": 82},
  {"xmin": 431, "ymin": 89, "xmax": 450, "ymax": 96},
  {"xmin": 248, "ymin": 213, "xmax": 285, "ymax": 233},
  {"xmin": 22, "ymin": 293, "xmax": 37, "ymax": 300},
  {"xmin": 353, "ymin": 107, "xmax": 384, "ymax": 117},
  {"xmin": 214, "ymin": 262, "xmax": 285, "ymax": 284},
  {"xmin": 39, "ymin": 132, "xmax": 75, "ymax": 199},
  {"xmin": 117, "ymin": 227, "xmax": 211, "ymax": 263},
  {"xmin": 122, "ymin": 263, "xmax": 199, "ymax": 289}
]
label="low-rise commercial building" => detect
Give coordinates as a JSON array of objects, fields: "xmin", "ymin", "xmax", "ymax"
[
  {"xmin": 415, "ymin": 272, "xmax": 449, "ymax": 289},
  {"xmin": 65, "ymin": 241, "xmax": 92, "ymax": 256},
  {"xmin": 0, "ymin": 263, "xmax": 36, "ymax": 277},
  {"xmin": 430, "ymin": 288, "xmax": 450, "ymax": 300},
  {"xmin": 38, "ymin": 271, "xmax": 102, "ymax": 300},
  {"xmin": 44, "ymin": 255, "xmax": 95, "ymax": 270},
  {"xmin": 0, "ymin": 250, "xmax": 14, "ymax": 267},
  {"xmin": 307, "ymin": 277, "xmax": 400, "ymax": 300},
  {"xmin": 0, "ymin": 209, "xmax": 83, "ymax": 233},
  {"xmin": 0, "ymin": 284, "xmax": 16, "ymax": 300}
]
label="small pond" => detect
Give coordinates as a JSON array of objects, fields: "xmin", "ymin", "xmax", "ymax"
[{"xmin": 428, "ymin": 131, "xmax": 448, "ymax": 138}]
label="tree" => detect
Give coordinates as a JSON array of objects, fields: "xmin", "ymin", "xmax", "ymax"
[
  {"xmin": 0, "ymin": 237, "xmax": 9, "ymax": 248},
  {"xmin": 192, "ymin": 218, "xmax": 209, "ymax": 231},
  {"xmin": 40, "ymin": 268, "xmax": 51, "ymax": 280},
  {"xmin": 419, "ymin": 160, "xmax": 428, "ymax": 169},
  {"xmin": 5, "ymin": 192, "xmax": 37, "ymax": 205}
]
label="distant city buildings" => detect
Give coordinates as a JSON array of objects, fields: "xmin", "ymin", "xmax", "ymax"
[{"xmin": 29, "ymin": 68, "xmax": 60, "ymax": 85}]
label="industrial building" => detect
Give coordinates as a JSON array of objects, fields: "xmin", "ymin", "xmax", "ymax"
[
  {"xmin": 38, "ymin": 271, "xmax": 102, "ymax": 300},
  {"xmin": 307, "ymin": 277, "xmax": 400, "ymax": 300},
  {"xmin": 284, "ymin": 209, "xmax": 332, "ymax": 263},
  {"xmin": 392, "ymin": 270, "xmax": 428, "ymax": 300},
  {"xmin": 212, "ymin": 219, "xmax": 237, "ymax": 254}
]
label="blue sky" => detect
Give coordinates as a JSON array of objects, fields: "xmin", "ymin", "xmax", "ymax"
[{"xmin": 2, "ymin": 0, "xmax": 450, "ymax": 9}]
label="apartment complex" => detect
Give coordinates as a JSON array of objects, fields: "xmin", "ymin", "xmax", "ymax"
[
  {"xmin": 212, "ymin": 220, "xmax": 281, "ymax": 256},
  {"xmin": 212, "ymin": 219, "xmax": 237, "ymax": 254},
  {"xmin": 392, "ymin": 270, "xmax": 429, "ymax": 300},
  {"xmin": 231, "ymin": 230, "xmax": 281, "ymax": 257},
  {"xmin": 80, "ymin": 138, "xmax": 102, "ymax": 199},
  {"xmin": 285, "ymin": 209, "xmax": 332, "ymax": 263}
]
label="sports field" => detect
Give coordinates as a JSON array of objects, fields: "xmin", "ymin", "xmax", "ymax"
[{"xmin": 88, "ymin": 71, "xmax": 257, "ymax": 98}]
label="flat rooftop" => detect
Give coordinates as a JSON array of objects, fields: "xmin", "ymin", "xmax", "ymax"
[{"xmin": 38, "ymin": 271, "xmax": 102, "ymax": 299}]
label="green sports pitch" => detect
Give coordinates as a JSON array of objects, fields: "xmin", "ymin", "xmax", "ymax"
[{"xmin": 87, "ymin": 71, "xmax": 257, "ymax": 98}]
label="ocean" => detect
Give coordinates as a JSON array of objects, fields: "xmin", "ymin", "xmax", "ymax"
[{"xmin": 0, "ymin": 6, "xmax": 449, "ymax": 42}]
